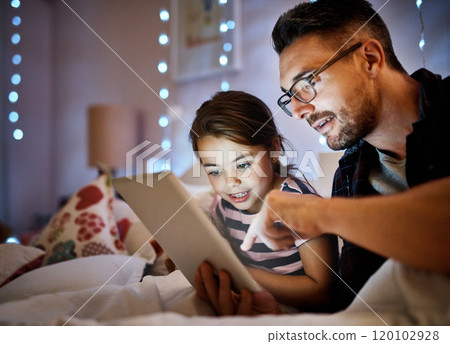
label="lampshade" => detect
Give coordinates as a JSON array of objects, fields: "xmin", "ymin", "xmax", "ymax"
[{"xmin": 87, "ymin": 104, "xmax": 138, "ymax": 169}]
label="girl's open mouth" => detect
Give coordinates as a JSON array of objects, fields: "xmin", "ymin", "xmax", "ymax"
[{"xmin": 229, "ymin": 191, "xmax": 250, "ymax": 203}]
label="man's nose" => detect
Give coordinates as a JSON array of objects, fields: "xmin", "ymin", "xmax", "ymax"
[{"xmin": 291, "ymin": 97, "xmax": 315, "ymax": 120}]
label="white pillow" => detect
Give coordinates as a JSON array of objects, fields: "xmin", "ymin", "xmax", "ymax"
[
  {"xmin": 0, "ymin": 244, "xmax": 45, "ymax": 287},
  {"xmin": 0, "ymin": 254, "xmax": 147, "ymax": 303}
]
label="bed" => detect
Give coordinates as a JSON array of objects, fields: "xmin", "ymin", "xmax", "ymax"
[{"xmin": 1, "ymin": 173, "xmax": 449, "ymax": 326}]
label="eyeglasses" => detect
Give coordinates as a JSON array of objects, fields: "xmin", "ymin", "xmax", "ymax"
[{"xmin": 277, "ymin": 43, "xmax": 362, "ymax": 117}]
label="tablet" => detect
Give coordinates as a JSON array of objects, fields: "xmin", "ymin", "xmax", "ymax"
[{"xmin": 113, "ymin": 172, "xmax": 261, "ymax": 293}]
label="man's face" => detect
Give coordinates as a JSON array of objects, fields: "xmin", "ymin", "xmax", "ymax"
[{"xmin": 278, "ymin": 36, "xmax": 379, "ymax": 150}]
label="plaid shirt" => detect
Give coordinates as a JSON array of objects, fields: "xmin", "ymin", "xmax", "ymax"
[{"xmin": 332, "ymin": 69, "xmax": 450, "ymax": 310}]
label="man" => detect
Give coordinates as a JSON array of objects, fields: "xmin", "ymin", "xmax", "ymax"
[{"xmin": 195, "ymin": 0, "xmax": 450, "ymax": 315}]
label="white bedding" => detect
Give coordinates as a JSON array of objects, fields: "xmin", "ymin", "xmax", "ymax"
[{"xmin": 0, "ymin": 254, "xmax": 449, "ymax": 326}]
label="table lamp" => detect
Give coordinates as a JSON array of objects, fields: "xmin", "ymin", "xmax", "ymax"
[{"xmin": 87, "ymin": 104, "xmax": 138, "ymax": 176}]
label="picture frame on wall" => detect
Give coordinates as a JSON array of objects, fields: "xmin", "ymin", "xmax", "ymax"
[{"xmin": 171, "ymin": 0, "xmax": 241, "ymax": 82}]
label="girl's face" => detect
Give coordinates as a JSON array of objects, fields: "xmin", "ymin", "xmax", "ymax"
[{"xmin": 197, "ymin": 135, "xmax": 278, "ymax": 214}]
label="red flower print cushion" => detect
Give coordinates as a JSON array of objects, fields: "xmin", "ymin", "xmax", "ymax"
[
  {"xmin": 75, "ymin": 185, "xmax": 104, "ymax": 211},
  {"xmin": 31, "ymin": 173, "xmax": 127, "ymax": 266},
  {"xmin": 113, "ymin": 198, "xmax": 157, "ymax": 264}
]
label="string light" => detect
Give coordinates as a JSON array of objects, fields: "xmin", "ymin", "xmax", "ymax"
[
  {"xmin": 219, "ymin": 55, "xmax": 228, "ymax": 66},
  {"xmin": 13, "ymin": 129, "xmax": 23, "ymax": 140},
  {"xmin": 159, "ymin": 9, "xmax": 171, "ymax": 156},
  {"xmin": 223, "ymin": 42, "xmax": 232, "ymax": 52},
  {"xmin": 8, "ymin": 91, "xmax": 18, "ymax": 103},
  {"xmin": 11, "ymin": 73, "xmax": 21, "ymax": 85},
  {"xmin": 158, "ymin": 115, "xmax": 169, "ymax": 128},
  {"xmin": 12, "ymin": 16, "xmax": 21, "ymax": 26},
  {"xmin": 12, "ymin": 54, "xmax": 21, "ymax": 65},
  {"xmin": 161, "ymin": 139, "xmax": 171, "ymax": 150},
  {"xmin": 219, "ymin": 22, "xmax": 228, "ymax": 33},
  {"xmin": 9, "ymin": 112, "xmax": 19, "ymax": 123},
  {"xmin": 6, "ymin": 236, "xmax": 20, "ymax": 244},
  {"xmin": 158, "ymin": 61, "xmax": 168, "ymax": 73},
  {"xmin": 159, "ymin": 88, "xmax": 169, "ymax": 99},
  {"xmin": 9, "ymin": 1, "xmax": 23, "ymax": 142},
  {"xmin": 158, "ymin": 33, "xmax": 169, "ymax": 45},
  {"xmin": 159, "ymin": 9, "xmax": 169, "ymax": 22},
  {"xmin": 416, "ymin": 0, "xmax": 426, "ymax": 67},
  {"xmin": 221, "ymin": 80, "xmax": 230, "ymax": 91},
  {"xmin": 10, "ymin": 0, "xmax": 20, "ymax": 9},
  {"xmin": 319, "ymin": 135, "xmax": 327, "ymax": 146},
  {"xmin": 218, "ymin": 1, "xmax": 235, "ymax": 91},
  {"xmin": 11, "ymin": 33, "xmax": 21, "ymax": 44}
]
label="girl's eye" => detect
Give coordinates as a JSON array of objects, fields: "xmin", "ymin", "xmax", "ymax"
[
  {"xmin": 208, "ymin": 170, "xmax": 222, "ymax": 176},
  {"xmin": 237, "ymin": 162, "xmax": 250, "ymax": 170}
]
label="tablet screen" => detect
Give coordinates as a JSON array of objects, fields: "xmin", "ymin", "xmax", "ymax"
[{"xmin": 113, "ymin": 173, "xmax": 261, "ymax": 293}]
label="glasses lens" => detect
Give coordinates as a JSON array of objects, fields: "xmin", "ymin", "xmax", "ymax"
[
  {"xmin": 277, "ymin": 78, "xmax": 316, "ymax": 117},
  {"xmin": 292, "ymin": 79, "xmax": 316, "ymax": 103},
  {"xmin": 278, "ymin": 94, "xmax": 292, "ymax": 117}
]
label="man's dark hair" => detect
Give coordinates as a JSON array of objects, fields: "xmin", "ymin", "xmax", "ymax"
[{"xmin": 272, "ymin": 0, "xmax": 405, "ymax": 72}]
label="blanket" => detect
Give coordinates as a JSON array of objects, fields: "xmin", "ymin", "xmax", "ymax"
[
  {"xmin": 0, "ymin": 256, "xmax": 448, "ymax": 326},
  {"xmin": 2, "ymin": 174, "xmax": 448, "ymax": 326}
]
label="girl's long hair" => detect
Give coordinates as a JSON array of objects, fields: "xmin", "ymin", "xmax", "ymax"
[{"xmin": 190, "ymin": 90, "xmax": 295, "ymax": 176}]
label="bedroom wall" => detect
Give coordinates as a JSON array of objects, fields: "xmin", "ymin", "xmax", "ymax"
[
  {"xmin": 1, "ymin": 0, "xmax": 449, "ymax": 235},
  {"xmin": 1, "ymin": 0, "xmax": 55, "ymax": 235}
]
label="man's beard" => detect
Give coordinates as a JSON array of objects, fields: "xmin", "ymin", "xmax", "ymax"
[{"xmin": 310, "ymin": 95, "xmax": 379, "ymax": 151}]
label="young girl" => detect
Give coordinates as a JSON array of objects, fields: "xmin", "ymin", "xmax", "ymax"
[{"xmin": 190, "ymin": 91, "xmax": 338, "ymax": 311}]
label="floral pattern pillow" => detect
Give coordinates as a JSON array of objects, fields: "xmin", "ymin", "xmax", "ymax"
[
  {"xmin": 114, "ymin": 198, "xmax": 158, "ymax": 264},
  {"xmin": 31, "ymin": 173, "xmax": 127, "ymax": 266}
]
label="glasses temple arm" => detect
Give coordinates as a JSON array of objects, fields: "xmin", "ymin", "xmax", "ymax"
[{"xmin": 311, "ymin": 43, "xmax": 362, "ymax": 78}]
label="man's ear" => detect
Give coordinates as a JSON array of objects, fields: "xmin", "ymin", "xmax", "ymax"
[{"xmin": 359, "ymin": 39, "xmax": 385, "ymax": 78}]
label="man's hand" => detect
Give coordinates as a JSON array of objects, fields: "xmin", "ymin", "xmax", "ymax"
[
  {"xmin": 240, "ymin": 206, "xmax": 295, "ymax": 251},
  {"xmin": 241, "ymin": 191, "xmax": 324, "ymax": 251},
  {"xmin": 194, "ymin": 261, "xmax": 282, "ymax": 316}
]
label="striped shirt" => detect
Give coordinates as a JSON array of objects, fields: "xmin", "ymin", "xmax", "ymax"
[{"xmin": 215, "ymin": 176, "xmax": 315, "ymax": 276}]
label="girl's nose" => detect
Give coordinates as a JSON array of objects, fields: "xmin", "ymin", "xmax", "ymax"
[{"xmin": 226, "ymin": 176, "xmax": 241, "ymax": 188}]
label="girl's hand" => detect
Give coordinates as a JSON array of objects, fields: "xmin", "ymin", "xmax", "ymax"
[{"xmin": 194, "ymin": 261, "xmax": 282, "ymax": 316}]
